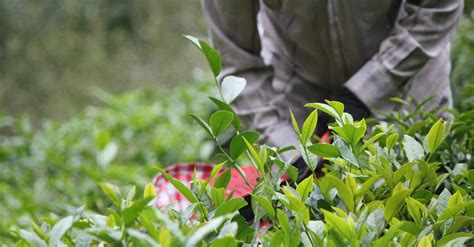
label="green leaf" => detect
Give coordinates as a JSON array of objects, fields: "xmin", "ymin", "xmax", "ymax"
[
  {"xmin": 259, "ymin": 145, "xmax": 268, "ymax": 168},
  {"xmin": 201, "ymin": 162, "xmax": 226, "ymax": 195},
  {"xmin": 127, "ymin": 229, "xmax": 161, "ymax": 247},
  {"xmin": 385, "ymin": 132, "xmax": 399, "ymax": 150},
  {"xmin": 143, "ymin": 183, "xmax": 156, "ymax": 198},
  {"xmin": 214, "ymin": 198, "xmax": 247, "ymax": 217},
  {"xmin": 213, "ymin": 169, "xmax": 231, "ymax": 189},
  {"xmin": 127, "ymin": 186, "xmax": 136, "ymax": 202},
  {"xmin": 229, "ymin": 131, "xmax": 259, "ymax": 159},
  {"xmin": 373, "ymin": 221, "xmax": 419, "ymax": 246},
  {"xmin": 301, "ymin": 110, "xmax": 318, "ymax": 144},
  {"xmin": 296, "ymin": 175, "xmax": 314, "ymax": 202},
  {"xmin": 332, "ymin": 120, "xmax": 366, "ymax": 146},
  {"xmin": 210, "ymin": 187, "xmax": 226, "ymax": 206},
  {"xmin": 157, "ymin": 167, "xmax": 198, "ymax": 203},
  {"xmin": 366, "ymin": 208, "xmax": 385, "ymax": 234},
  {"xmin": 252, "ymin": 194, "xmax": 275, "ymax": 219},
  {"xmin": 218, "ymin": 222, "xmax": 238, "ymax": 239},
  {"xmin": 289, "ymin": 108, "xmax": 301, "ymax": 135},
  {"xmin": 287, "ymin": 166, "xmax": 299, "ymax": 183},
  {"xmin": 402, "ymin": 135, "xmax": 425, "ymax": 162},
  {"xmin": 270, "ymin": 230, "xmax": 286, "ymax": 247},
  {"xmin": 425, "ymin": 118, "xmax": 444, "ymax": 154},
  {"xmin": 323, "ymin": 174, "xmax": 354, "ymax": 212},
  {"xmin": 186, "ymin": 216, "xmax": 226, "ymax": 247},
  {"xmin": 437, "ymin": 233, "xmax": 474, "ymax": 246},
  {"xmin": 307, "ymin": 221, "xmax": 325, "ymax": 244},
  {"xmin": 417, "ymin": 234, "xmax": 433, "ymax": 247},
  {"xmin": 355, "ymin": 175, "xmax": 382, "ymax": 198},
  {"xmin": 405, "ymin": 197, "xmax": 426, "ymax": 226},
  {"xmin": 221, "ymin": 76, "xmax": 246, "ymax": 104},
  {"xmin": 95, "ymin": 130, "xmax": 111, "ymax": 150},
  {"xmin": 199, "ymin": 40, "xmax": 221, "ymax": 77},
  {"xmin": 327, "ymin": 100, "xmax": 344, "ymax": 117},
  {"xmin": 209, "ymin": 110, "xmax": 233, "ymax": 137},
  {"xmin": 183, "ymin": 35, "xmax": 201, "ymax": 49},
  {"xmin": 345, "ymin": 174, "xmax": 357, "ymax": 199},
  {"xmin": 210, "ymin": 236, "xmax": 238, "ymax": 247},
  {"xmin": 412, "ymin": 190, "xmax": 432, "ymax": 204},
  {"xmin": 190, "ymin": 114, "xmax": 214, "ymax": 137},
  {"xmin": 308, "ymin": 143, "xmax": 340, "ymax": 158},
  {"xmin": 299, "ymin": 142, "xmax": 319, "ymax": 172},
  {"xmin": 436, "ymin": 189, "xmax": 452, "ymax": 217},
  {"xmin": 98, "ymin": 182, "xmax": 121, "ymax": 206},
  {"xmin": 305, "ymin": 102, "xmax": 340, "ymax": 122},
  {"xmin": 243, "ymin": 137, "xmax": 263, "ymax": 172},
  {"xmin": 123, "ymin": 197, "xmax": 154, "ymax": 226},
  {"xmin": 384, "ymin": 187, "xmax": 411, "ymax": 221},
  {"xmin": 209, "ymin": 97, "xmax": 240, "ymax": 130},
  {"xmin": 390, "ymin": 97, "xmax": 409, "ymax": 105},
  {"xmin": 19, "ymin": 230, "xmax": 47, "ymax": 247},
  {"xmin": 322, "ymin": 209, "xmax": 355, "ymax": 240},
  {"xmin": 285, "ymin": 194, "xmax": 310, "ymax": 225},
  {"xmin": 276, "ymin": 209, "xmax": 291, "ymax": 235},
  {"xmin": 448, "ymin": 216, "xmax": 474, "ymax": 234},
  {"xmin": 448, "ymin": 191, "xmax": 464, "ymax": 208},
  {"xmin": 398, "ymin": 221, "xmax": 421, "ymax": 236},
  {"xmin": 360, "ymin": 132, "xmax": 385, "ymax": 152},
  {"xmin": 139, "ymin": 211, "xmax": 161, "ymax": 242},
  {"xmin": 468, "ymin": 170, "xmax": 474, "ymax": 188},
  {"xmin": 394, "ymin": 161, "xmax": 417, "ymax": 183},
  {"xmin": 154, "ymin": 211, "xmax": 185, "ymax": 242},
  {"xmin": 49, "ymin": 216, "xmax": 74, "ymax": 245},
  {"xmin": 97, "ymin": 141, "xmax": 119, "ymax": 166},
  {"xmin": 333, "ymin": 136, "xmax": 359, "ymax": 167},
  {"xmin": 327, "ymin": 228, "xmax": 347, "ymax": 247},
  {"xmin": 438, "ymin": 201, "xmax": 474, "ymax": 222}
]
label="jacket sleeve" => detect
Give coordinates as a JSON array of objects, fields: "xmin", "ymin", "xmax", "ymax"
[
  {"xmin": 202, "ymin": 2, "xmax": 279, "ymax": 128},
  {"xmin": 202, "ymin": 0, "xmax": 269, "ymax": 81},
  {"xmin": 345, "ymin": 0, "xmax": 464, "ymax": 109}
]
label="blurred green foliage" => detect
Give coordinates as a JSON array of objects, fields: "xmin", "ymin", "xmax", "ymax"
[
  {"xmin": 0, "ymin": 0, "xmax": 207, "ymax": 120},
  {"xmin": 0, "ymin": 79, "xmax": 216, "ymax": 234},
  {"xmin": 451, "ymin": 16, "xmax": 474, "ymax": 111}
]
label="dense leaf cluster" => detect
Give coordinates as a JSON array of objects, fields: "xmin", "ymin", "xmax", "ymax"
[
  {"xmin": 0, "ymin": 82, "xmax": 215, "ymax": 234},
  {"xmin": 7, "ymin": 35, "xmax": 473, "ymax": 246}
]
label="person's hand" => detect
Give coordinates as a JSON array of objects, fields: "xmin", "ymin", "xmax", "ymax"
[{"xmin": 315, "ymin": 87, "xmax": 370, "ymax": 136}]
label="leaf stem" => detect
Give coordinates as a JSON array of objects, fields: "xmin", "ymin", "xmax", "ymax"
[
  {"xmin": 215, "ymin": 138, "xmax": 252, "ymax": 189},
  {"xmin": 303, "ymin": 224, "xmax": 317, "ymax": 246}
]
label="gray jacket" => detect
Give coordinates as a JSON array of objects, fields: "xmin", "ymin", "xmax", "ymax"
[{"xmin": 202, "ymin": 0, "xmax": 464, "ymax": 159}]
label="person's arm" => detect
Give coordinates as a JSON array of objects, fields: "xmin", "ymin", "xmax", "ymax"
[{"xmin": 345, "ymin": 0, "xmax": 464, "ymax": 109}]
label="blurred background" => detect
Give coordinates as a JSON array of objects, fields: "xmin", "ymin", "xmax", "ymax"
[
  {"xmin": 0, "ymin": 0, "xmax": 208, "ymax": 121},
  {"xmin": 0, "ymin": 0, "xmax": 473, "ymax": 242},
  {"xmin": 1, "ymin": 1, "xmax": 474, "ymax": 121}
]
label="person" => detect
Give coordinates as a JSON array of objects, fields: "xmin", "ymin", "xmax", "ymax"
[
  {"xmin": 153, "ymin": 0, "xmax": 465, "ymax": 221},
  {"xmin": 201, "ymin": 0, "xmax": 464, "ymax": 180}
]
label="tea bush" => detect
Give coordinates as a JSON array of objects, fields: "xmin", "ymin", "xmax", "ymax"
[
  {"xmin": 0, "ymin": 80, "xmax": 216, "ymax": 233},
  {"xmin": 6, "ymin": 35, "xmax": 473, "ymax": 246}
]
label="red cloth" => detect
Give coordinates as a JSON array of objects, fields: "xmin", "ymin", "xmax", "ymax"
[
  {"xmin": 153, "ymin": 132, "xmax": 331, "ymax": 211},
  {"xmin": 152, "ymin": 163, "xmax": 260, "ymax": 211}
]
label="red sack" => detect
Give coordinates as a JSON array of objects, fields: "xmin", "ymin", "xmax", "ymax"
[
  {"xmin": 152, "ymin": 163, "xmax": 259, "ymax": 211},
  {"xmin": 153, "ymin": 132, "xmax": 331, "ymax": 211}
]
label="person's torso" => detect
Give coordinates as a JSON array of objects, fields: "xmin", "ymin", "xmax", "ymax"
[{"xmin": 259, "ymin": 0, "xmax": 401, "ymax": 90}]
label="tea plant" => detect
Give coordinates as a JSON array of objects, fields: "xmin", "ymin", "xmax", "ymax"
[
  {"xmin": 0, "ymin": 81, "xmax": 215, "ymax": 233},
  {"xmin": 8, "ymin": 36, "xmax": 473, "ymax": 246}
]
